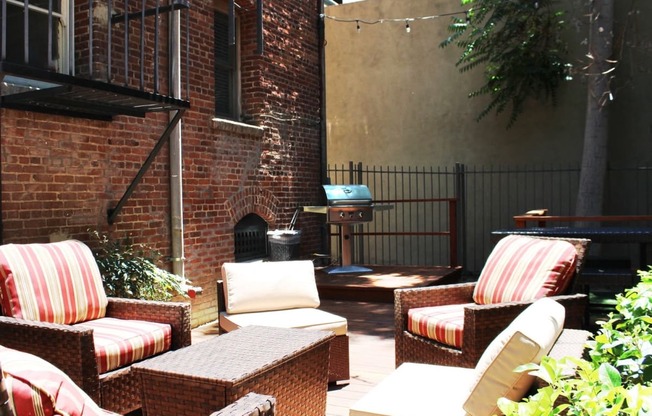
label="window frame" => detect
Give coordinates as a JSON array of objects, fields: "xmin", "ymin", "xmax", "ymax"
[
  {"xmin": 3, "ymin": 0, "xmax": 70, "ymax": 73},
  {"xmin": 214, "ymin": 5, "xmax": 241, "ymax": 121}
]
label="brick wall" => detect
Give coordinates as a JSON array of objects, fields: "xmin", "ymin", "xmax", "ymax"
[{"xmin": 0, "ymin": 0, "xmax": 325, "ymax": 327}]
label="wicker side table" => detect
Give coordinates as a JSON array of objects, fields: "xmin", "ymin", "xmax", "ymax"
[{"xmin": 132, "ymin": 326, "xmax": 334, "ymax": 416}]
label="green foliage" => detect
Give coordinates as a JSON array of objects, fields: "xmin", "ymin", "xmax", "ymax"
[
  {"xmin": 498, "ymin": 268, "xmax": 652, "ymax": 415},
  {"xmin": 89, "ymin": 230, "xmax": 198, "ymax": 301},
  {"xmin": 589, "ymin": 269, "xmax": 652, "ymax": 387},
  {"xmin": 441, "ymin": 0, "xmax": 570, "ymax": 127}
]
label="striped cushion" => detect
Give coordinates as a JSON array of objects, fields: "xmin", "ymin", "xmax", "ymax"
[
  {"xmin": 75, "ymin": 317, "xmax": 172, "ymax": 373},
  {"xmin": 1, "ymin": 345, "xmax": 119, "ymax": 416},
  {"xmin": 0, "ymin": 240, "xmax": 108, "ymax": 324},
  {"xmin": 407, "ymin": 303, "xmax": 469, "ymax": 348},
  {"xmin": 473, "ymin": 235, "xmax": 577, "ymax": 305}
]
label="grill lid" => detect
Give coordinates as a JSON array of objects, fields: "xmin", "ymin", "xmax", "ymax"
[{"xmin": 323, "ymin": 184, "xmax": 372, "ymax": 206}]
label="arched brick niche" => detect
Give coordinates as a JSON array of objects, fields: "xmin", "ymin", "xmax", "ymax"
[{"xmin": 225, "ymin": 186, "xmax": 279, "ymax": 228}]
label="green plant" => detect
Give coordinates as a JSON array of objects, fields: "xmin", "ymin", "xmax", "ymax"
[
  {"xmin": 440, "ymin": 0, "xmax": 569, "ymax": 127},
  {"xmin": 498, "ymin": 267, "xmax": 652, "ymax": 415},
  {"xmin": 89, "ymin": 230, "xmax": 199, "ymax": 301}
]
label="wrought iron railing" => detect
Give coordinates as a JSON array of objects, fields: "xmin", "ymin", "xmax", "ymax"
[
  {"xmin": 327, "ymin": 162, "xmax": 652, "ymax": 275},
  {"xmin": 0, "ymin": 0, "xmax": 190, "ymax": 99}
]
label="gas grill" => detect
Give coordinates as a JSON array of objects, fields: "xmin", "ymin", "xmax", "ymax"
[
  {"xmin": 323, "ymin": 184, "xmax": 374, "ymax": 224},
  {"xmin": 304, "ymin": 184, "xmax": 375, "ymax": 274}
]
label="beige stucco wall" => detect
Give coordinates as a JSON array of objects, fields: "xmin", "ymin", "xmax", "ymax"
[{"xmin": 324, "ymin": 0, "xmax": 652, "ymax": 169}]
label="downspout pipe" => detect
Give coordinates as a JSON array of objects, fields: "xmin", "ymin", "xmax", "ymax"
[
  {"xmin": 318, "ymin": 0, "xmax": 329, "ymax": 254},
  {"xmin": 169, "ymin": 7, "xmax": 184, "ymax": 277}
]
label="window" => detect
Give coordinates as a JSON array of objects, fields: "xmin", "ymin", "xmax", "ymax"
[
  {"xmin": 214, "ymin": 9, "xmax": 240, "ymax": 120},
  {"xmin": 1, "ymin": 0, "xmax": 69, "ymax": 72}
]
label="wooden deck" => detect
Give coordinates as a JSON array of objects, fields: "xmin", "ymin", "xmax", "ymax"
[
  {"xmin": 191, "ymin": 299, "xmax": 395, "ymax": 416},
  {"xmin": 315, "ymin": 265, "xmax": 462, "ymax": 303}
]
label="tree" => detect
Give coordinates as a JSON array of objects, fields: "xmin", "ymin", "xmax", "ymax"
[
  {"xmin": 575, "ymin": 0, "xmax": 614, "ymax": 217},
  {"xmin": 442, "ymin": 0, "xmax": 621, "ymax": 217},
  {"xmin": 440, "ymin": 0, "xmax": 570, "ymax": 128}
]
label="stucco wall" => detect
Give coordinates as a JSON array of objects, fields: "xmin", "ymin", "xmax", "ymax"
[{"xmin": 324, "ymin": 0, "xmax": 652, "ymax": 169}]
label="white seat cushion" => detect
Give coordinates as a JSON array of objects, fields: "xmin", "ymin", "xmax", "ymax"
[
  {"xmin": 349, "ymin": 362, "xmax": 473, "ymax": 416},
  {"xmin": 219, "ymin": 307, "xmax": 347, "ymax": 336}
]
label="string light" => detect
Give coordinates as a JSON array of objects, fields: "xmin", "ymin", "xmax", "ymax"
[{"xmin": 320, "ymin": 9, "xmax": 469, "ymax": 34}]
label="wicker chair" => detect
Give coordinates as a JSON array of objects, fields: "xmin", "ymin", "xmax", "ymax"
[
  {"xmin": 0, "ymin": 241, "xmax": 192, "ymax": 414},
  {"xmin": 395, "ymin": 236, "xmax": 591, "ymax": 369},
  {"xmin": 217, "ymin": 260, "xmax": 350, "ymax": 383}
]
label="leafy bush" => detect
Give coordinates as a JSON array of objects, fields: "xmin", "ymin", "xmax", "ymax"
[
  {"xmin": 498, "ymin": 268, "xmax": 652, "ymax": 415},
  {"xmin": 90, "ymin": 230, "xmax": 199, "ymax": 301}
]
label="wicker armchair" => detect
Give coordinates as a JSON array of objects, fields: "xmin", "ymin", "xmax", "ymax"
[
  {"xmin": 0, "ymin": 241, "xmax": 192, "ymax": 414},
  {"xmin": 395, "ymin": 236, "xmax": 591, "ymax": 369},
  {"xmin": 0, "ymin": 298, "xmax": 191, "ymax": 414}
]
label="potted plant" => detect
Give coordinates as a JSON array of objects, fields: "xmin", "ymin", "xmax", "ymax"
[
  {"xmin": 499, "ymin": 268, "xmax": 652, "ymax": 415},
  {"xmin": 89, "ymin": 230, "xmax": 200, "ymax": 301}
]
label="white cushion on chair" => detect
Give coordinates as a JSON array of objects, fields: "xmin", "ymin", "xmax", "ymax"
[
  {"xmin": 349, "ymin": 298, "xmax": 565, "ymax": 416},
  {"xmin": 219, "ymin": 307, "xmax": 348, "ymax": 336},
  {"xmin": 221, "ymin": 260, "xmax": 320, "ymax": 314},
  {"xmin": 463, "ymin": 297, "xmax": 565, "ymax": 416}
]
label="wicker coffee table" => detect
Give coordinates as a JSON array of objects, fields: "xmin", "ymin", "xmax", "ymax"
[{"xmin": 133, "ymin": 325, "xmax": 334, "ymax": 416}]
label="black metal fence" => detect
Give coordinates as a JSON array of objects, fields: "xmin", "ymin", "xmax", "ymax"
[{"xmin": 327, "ymin": 162, "xmax": 652, "ymax": 275}]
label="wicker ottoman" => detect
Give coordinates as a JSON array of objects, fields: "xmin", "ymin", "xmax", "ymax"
[{"xmin": 133, "ymin": 326, "xmax": 334, "ymax": 416}]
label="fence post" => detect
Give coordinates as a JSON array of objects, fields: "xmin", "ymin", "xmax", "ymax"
[
  {"xmin": 348, "ymin": 161, "xmax": 355, "ymax": 184},
  {"xmin": 454, "ymin": 163, "xmax": 466, "ymax": 271}
]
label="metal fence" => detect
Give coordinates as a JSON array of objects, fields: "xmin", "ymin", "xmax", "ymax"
[{"xmin": 326, "ymin": 162, "xmax": 652, "ymax": 276}]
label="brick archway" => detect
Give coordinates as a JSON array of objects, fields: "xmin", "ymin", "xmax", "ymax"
[{"xmin": 225, "ymin": 186, "xmax": 279, "ymax": 228}]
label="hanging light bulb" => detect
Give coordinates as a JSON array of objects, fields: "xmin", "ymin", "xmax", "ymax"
[{"xmin": 405, "ymin": 19, "xmax": 411, "ymax": 33}]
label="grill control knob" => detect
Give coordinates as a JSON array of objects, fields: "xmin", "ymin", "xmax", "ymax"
[
  {"xmin": 358, "ymin": 211, "xmax": 363, "ymax": 218},
  {"xmin": 339, "ymin": 211, "xmax": 345, "ymax": 219}
]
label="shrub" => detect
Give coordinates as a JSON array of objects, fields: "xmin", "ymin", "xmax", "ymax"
[
  {"xmin": 498, "ymin": 267, "xmax": 652, "ymax": 415},
  {"xmin": 89, "ymin": 230, "xmax": 199, "ymax": 301}
]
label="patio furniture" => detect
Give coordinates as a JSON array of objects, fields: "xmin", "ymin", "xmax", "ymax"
[
  {"xmin": 351, "ymin": 298, "xmax": 591, "ymax": 416},
  {"xmin": 133, "ymin": 325, "xmax": 334, "ymax": 416},
  {"xmin": 217, "ymin": 260, "xmax": 350, "ymax": 383},
  {"xmin": 395, "ymin": 235, "xmax": 591, "ymax": 369},
  {"xmin": 0, "ymin": 345, "xmax": 119, "ymax": 416},
  {"xmin": 0, "ymin": 240, "xmax": 192, "ymax": 414},
  {"xmin": 1, "ymin": 345, "xmax": 277, "ymax": 416}
]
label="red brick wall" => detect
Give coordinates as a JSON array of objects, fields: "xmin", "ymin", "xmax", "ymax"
[{"xmin": 0, "ymin": 0, "xmax": 325, "ymax": 327}]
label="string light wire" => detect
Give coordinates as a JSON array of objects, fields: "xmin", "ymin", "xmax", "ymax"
[{"xmin": 320, "ymin": 9, "xmax": 469, "ymax": 30}]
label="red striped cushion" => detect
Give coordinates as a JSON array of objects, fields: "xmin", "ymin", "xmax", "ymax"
[
  {"xmin": 0, "ymin": 240, "xmax": 108, "ymax": 324},
  {"xmin": 1, "ymin": 345, "xmax": 119, "ymax": 415},
  {"xmin": 407, "ymin": 303, "xmax": 469, "ymax": 348},
  {"xmin": 75, "ymin": 317, "xmax": 172, "ymax": 373},
  {"xmin": 473, "ymin": 235, "xmax": 577, "ymax": 305}
]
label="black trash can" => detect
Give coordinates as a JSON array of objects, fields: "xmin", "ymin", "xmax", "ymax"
[{"xmin": 267, "ymin": 230, "xmax": 301, "ymax": 261}]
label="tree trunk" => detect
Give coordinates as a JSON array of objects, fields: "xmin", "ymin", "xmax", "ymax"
[{"xmin": 575, "ymin": 0, "xmax": 614, "ymax": 217}]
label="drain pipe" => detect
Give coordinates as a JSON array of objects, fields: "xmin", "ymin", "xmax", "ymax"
[{"xmin": 169, "ymin": 8, "xmax": 185, "ymax": 277}]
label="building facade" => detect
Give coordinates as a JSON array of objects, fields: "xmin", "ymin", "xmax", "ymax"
[{"xmin": 0, "ymin": 0, "xmax": 327, "ymax": 326}]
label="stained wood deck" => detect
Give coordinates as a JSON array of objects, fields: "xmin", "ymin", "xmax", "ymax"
[{"xmin": 191, "ymin": 299, "xmax": 395, "ymax": 416}]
